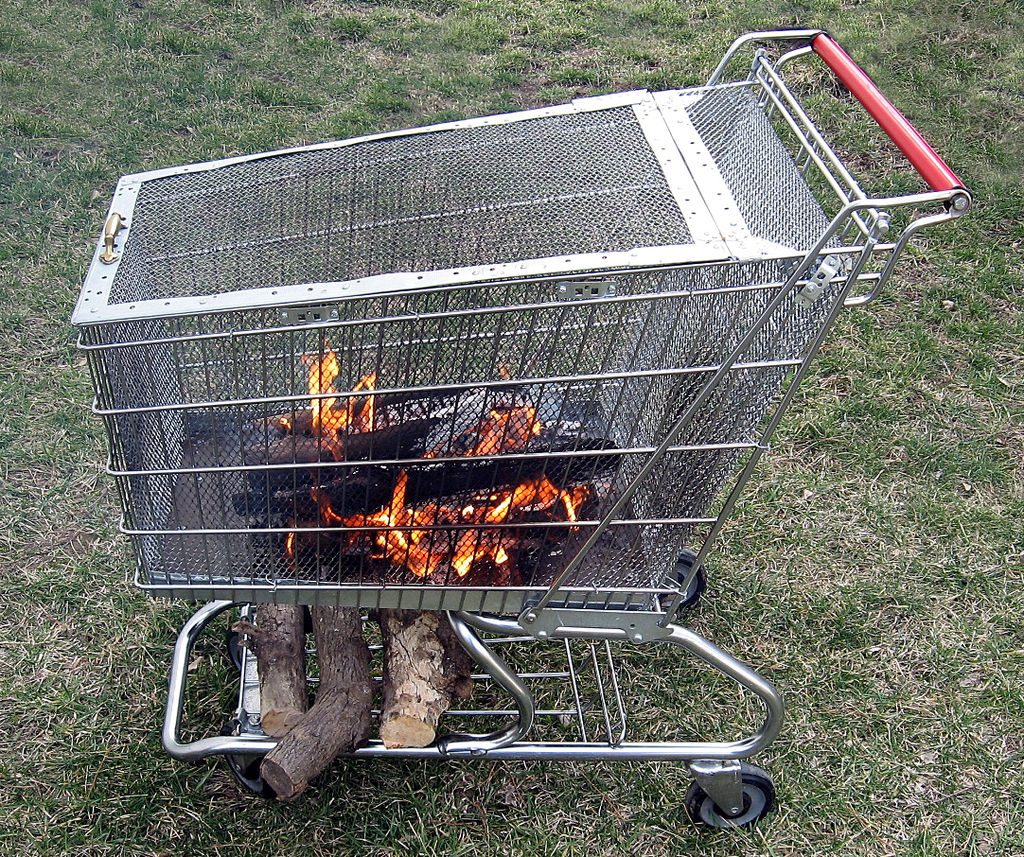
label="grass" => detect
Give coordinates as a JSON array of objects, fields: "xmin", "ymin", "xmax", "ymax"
[{"xmin": 1, "ymin": 0, "xmax": 1022, "ymax": 854}]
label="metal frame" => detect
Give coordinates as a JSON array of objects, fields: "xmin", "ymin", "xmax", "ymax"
[{"xmin": 163, "ymin": 602, "xmax": 782, "ymax": 774}]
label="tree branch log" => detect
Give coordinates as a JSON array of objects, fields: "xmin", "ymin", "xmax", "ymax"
[
  {"xmin": 237, "ymin": 604, "xmax": 308, "ymax": 738},
  {"xmin": 260, "ymin": 607, "xmax": 373, "ymax": 800},
  {"xmin": 377, "ymin": 610, "xmax": 474, "ymax": 748}
]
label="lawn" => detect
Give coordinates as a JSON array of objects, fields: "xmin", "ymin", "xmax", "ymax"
[{"xmin": 1, "ymin": 1, "xmax": 1022, "ymax": 855}]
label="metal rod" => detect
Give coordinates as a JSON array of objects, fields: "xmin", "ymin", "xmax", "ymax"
[
  {"xmin": 90, "ymin": 358, "xmax": 806, "ymax": 417},
  {"xmin": 707, "ymin": 29, "xmax": 823, "ymax": 86},
  {"xmin": 119, "ymin": 516, "xmax": 720, "ymax": 537},
  {"xmin": 106, "ymin": 441, "xmax": 764, "ymax": 479},
  {"xmin": 434, "ymin": 612, "xmax": 536, "ymax": 755}
]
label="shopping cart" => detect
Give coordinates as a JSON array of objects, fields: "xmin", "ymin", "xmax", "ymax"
[{"xmin": 73, "ymin": 30, "xmax": 969, "ymax": 827}]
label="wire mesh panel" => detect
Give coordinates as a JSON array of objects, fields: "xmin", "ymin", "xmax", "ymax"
[
  {"xmin": 107, "ymin": 105, "xmax": 696, "ymax": 307},
  {"xmin": 80, "ymin": 255, "xmax": 846, "ymax": 610},
  {"xmin": 685, "ymin": 86, "xmax": 831, "ymax": 250}
]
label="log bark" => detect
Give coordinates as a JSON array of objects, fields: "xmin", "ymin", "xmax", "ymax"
[
  {"xmin": 239, "ymin": 605, "xmax": 309, "ymax": 738},
  {"xmin": 260, "ymin": 607, "xmax": 373, "ymax": 800},
  {"xmin": 377, "ymin": 610, "xmax": 475, "ymax": 748}
]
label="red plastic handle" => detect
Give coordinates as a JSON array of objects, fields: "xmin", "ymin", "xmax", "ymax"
[{"xmin": 811, "ymin": 33, "xmax": 964, "ymax": 192}]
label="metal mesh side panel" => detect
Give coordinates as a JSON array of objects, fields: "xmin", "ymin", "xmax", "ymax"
[
  {"xmin": 84, "ymin": 320, "xmax": 186, "ymax": 584},
  {"xmin": 85, "ymin": 258, "xmax": 842, "ymax": 602},
  {"xmin": 583, "ymin": 261, "xmax": 839, "ymax": 589},
  {"xmin": 686, "ymin": 87, "xmax": 831, "ymax": 250},
  {"xmin": 109, "ymin": 107, "xmax": 693, "ymax": 305}
]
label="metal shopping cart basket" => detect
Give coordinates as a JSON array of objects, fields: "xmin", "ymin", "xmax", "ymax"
[{"xmin": 73, "ymin": 30, "xmax": 970, "ymax": 827}]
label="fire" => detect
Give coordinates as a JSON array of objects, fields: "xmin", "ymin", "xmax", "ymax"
[
  {"xmin": 448, "ymin": 404, "xmax": 542, "ymax": 457},
  {"xmin": 326, "ymin": 471, "xmax": 588, "ymax": 580},
  {"xmin": 285, "ymin": 343, "xmax": 591, "ymax": 583},
  {"xmin": 300, "ymin": 347, "xmax": 376, "ymax": 436}
]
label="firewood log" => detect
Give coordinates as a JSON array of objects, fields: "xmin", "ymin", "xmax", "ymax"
[
  {"xmin": 247, "ymin": 385, "xmax": 526, "ymax": 439},
  {"xmin": 233, "ymin": 438, "xmax": 620, "ymax": 519},
  {"xmin": 260, "ymin": 607, "xmax": 373, "ymax": 800},
  {"xmin": 376, "ymin": 610, "xmax": 474, "ymax": 748},
  {"xmin": 244, "ymin": 419, "xmax": 440, "ymax": 494},
  {"xmin": 236, "ymin": 605, "xmax": 309, "ymax": 738}
]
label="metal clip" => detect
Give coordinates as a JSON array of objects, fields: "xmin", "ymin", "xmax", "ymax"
[
  {"xmin": 279, "ymin": 304, "xmax": 340, "ymax": 325},
  {"xmin": 558, "ymin": 279, "xmax": 615, "ymax": 301},
  {"xmin": 100, "ymin": 212, "xmax": 125, "ymax": 264},
  {"xmin": 796, "ymin": 253, "xmax": 843, "ymax": 309}
]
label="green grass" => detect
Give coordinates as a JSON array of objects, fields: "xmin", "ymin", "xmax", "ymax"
[{"xmin": 1, "ymin": 1, "xmax": 1022, "ymax": 855}]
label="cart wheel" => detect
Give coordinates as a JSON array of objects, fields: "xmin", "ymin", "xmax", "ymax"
[
  {"xmin": 684, "ymin": 763, "xmax": 776, "ymax": 829},
  {"xmin": 219, "ymin": 721, "xmax": 276, "ymax": 799},
  {"xmin": 225, "ymin": 629, "xmax": 244, "ymax": 672},
  {"xmin": 661, "ymin": 549, "xmax": 707, "ymax": 611}
]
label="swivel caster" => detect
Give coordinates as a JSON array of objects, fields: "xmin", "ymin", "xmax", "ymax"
[{"xmin": 684, "ymin": 762, "xmax": 775, "ymax": 829}]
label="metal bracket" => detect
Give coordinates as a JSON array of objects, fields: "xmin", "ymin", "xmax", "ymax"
[
  {"xmin": 690, "ymin": 758, "xmax": 745, "ymax": 817},
  {"xmin": 557, "ymin": 279, "xmax": 616, "ymax": 301},
  {"xmin": 795, "ymin": 253, "xmax": 844, "ymax": 308},
  {"xmin": 279, "ymin": 304, "xmax": 340, "ymax": 325},
  {"xmin": 519, "ymin": 607, "xmax": 670, "ymax": 643}
]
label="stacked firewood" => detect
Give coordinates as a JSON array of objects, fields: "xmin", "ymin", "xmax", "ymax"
[{"xmin": 239, "ymin": 605, "xmax": 472, "ymax": 800}]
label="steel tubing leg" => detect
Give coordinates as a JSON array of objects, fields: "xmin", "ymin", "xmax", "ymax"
[
  {"xmin": 162, "ymin": 601, "xmax": 276, "ymax": 761},
  {"xmin": 664, "ymin": 623, "xmax": 785, "ymax": 757},
  {"xmin": 436, "ymin": 611, "xmax": 536, "ymax": 755}
]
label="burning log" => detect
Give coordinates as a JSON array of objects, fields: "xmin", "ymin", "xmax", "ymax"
[
  {"xmin": 236, "ymin": 340, "xmax": 613, "ymax": 588},
  {"xmin": 260, "ymin": 607, "xmax": 373, "ymax": 800},
  {"xmin": 377, "ymin": 610, "xmax": 474, "ymax": 748},
  {"xmin": 236, "ymin": 605, "xmax": 309, "ymax": 737},
  {"xmin": 248, "ymin": 384, "xmax": 528, "ymax": 440},
  {"xmin": 243, "ymin": 419, "xmax": 440, "ymax": 494},
  {"xmin": 234, "ymin": 439, "xmax": 619, "ymax": 520}
]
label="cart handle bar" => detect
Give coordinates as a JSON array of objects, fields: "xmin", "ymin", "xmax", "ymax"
[
  {"xmin": 711, "ymin": 30, "xmax": 967, "ymax": 197},
  {"xmin": 809, "ymin": 33, "xmax": 964, "ymax": 193}
]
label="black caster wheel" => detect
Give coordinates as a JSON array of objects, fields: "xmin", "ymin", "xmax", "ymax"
[
  {"xmin": 225, "ymin": 629, "xmax": 244, "ymax": 672},
  {"xmin": 684, "ymin": 763, "xmax": 776, "ymax": 829},
  {"xmin": 661, "ymin": 549, "xmax": 707, "ymax": 611},
  {"xmin": 220, "ymin": 721, "xmax": 276, "ymax": 799}
]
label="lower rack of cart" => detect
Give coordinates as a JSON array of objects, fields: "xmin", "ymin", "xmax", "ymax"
[{"xmin": 163, "ymin": 598, "xmax": 783, "ymax": 829}]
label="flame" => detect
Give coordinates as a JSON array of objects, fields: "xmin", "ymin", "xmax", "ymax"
[
  {"xmin": 301, "ymin": 347, "xmax": 341, "ymax": 434},
  {"xmin": 326, "ymin": 471, "xmax": 588, "ymax": 580},
  {"xmin": 450, "ymin": 404, "xmax": 542, "ymax": 457},
  {"xmin": 286, "ymin": 344, "xmax": 590, "ymax": 584},
  {"xmin": 300, "ymin": 347, "xmax": 376, "ymax": 436}
]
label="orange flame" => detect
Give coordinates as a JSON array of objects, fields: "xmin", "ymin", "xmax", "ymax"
[
  {"xmin": 300, "ymin": 347, "xmax": 376, "ymax": 436},
  {"xmin": 449, "ymin": 404, "xmax": 542, "ymax": 457},
  {"xmin": 289, "ymin": 345, "xmax": 589, "ymax": 584},
  {"xmin": 329, "ymin": 472, "xmax": 588, "ymax": 579}
]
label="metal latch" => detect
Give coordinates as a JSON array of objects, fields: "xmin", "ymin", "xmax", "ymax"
[
  {"xmin": 100, "ymin": 212, "xmax": 125, "ymax": 264},
  {"xmin": 558, "ymin": 279, "xmax": 616, "ymax": 301},
  {"xmin": 279, "ymin": 304, "xmax": 340, "ymax": 325},
  {"xmin": 795, "ymin": 254, "xmax": 844, "ymax": 309}
]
